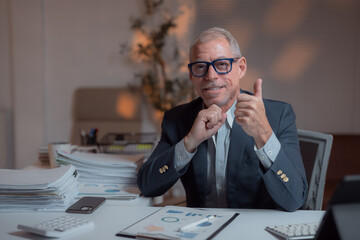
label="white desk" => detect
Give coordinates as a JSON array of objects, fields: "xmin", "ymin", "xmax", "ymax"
[{"xmin": 0, "ymin": 201, "xmax": 324, "ymax": 240}]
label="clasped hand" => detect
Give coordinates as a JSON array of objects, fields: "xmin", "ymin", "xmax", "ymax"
[{"xmin": 184, "ymin": 104, "xmax": 226, "ymax": 153}]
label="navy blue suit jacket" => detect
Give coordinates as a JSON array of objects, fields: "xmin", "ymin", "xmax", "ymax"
[{"xmin": 137, "ymin": 92, "xmax": 308, "ymax": 211}]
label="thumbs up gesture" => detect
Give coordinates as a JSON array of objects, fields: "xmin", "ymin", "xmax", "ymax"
[{"xmin": 235, "ymin": 78, "xmax": 272, "ymax": 148}]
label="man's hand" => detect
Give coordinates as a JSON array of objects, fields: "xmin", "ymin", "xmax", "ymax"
[
  {"xmin": 235, "ymin": 78, "xmax": 272, "ymax": 148},
  {"xmin": 184, "ymin": 104, "xmax": 226, "ymax": 153}
]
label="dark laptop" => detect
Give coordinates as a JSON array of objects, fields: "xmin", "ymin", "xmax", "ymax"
[{"xmin": 315, "ymin": 174, "xmax": 360, "ymax": 240}]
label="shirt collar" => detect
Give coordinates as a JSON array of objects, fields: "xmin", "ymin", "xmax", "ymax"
[{"xmin": 226, "ymin": 100, "xmax": 236, "ymax": 129}]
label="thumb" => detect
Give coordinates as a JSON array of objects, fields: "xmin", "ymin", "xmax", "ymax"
[
  {"xmin": 221, "ymin": 112, "xmax": 227, "ymax": 123},
  {"xmin": 254, "ymin": 78, "xmax": 263, "ymax": 98}
]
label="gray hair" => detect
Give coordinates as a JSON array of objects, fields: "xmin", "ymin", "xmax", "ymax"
[{"xmin": 189, "ymin": 27, "xmax": 242, "ymax": 61}]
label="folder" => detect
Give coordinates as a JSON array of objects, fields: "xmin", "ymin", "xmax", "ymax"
[{"xmin": 116, "ymin": 206, "xmax": 239, "ymax": 240}]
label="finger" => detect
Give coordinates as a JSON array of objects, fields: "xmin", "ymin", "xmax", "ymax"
[
  {"xmin": 234, "ymin": 108, "xmax": 250, "ymax": 118},
  {"xmin": 237, "ymin": 92, "xmax": 253, "ymax": 102},
  {"xmin": 204, "ymin": 106, "xmax": 223, "ymax": 128},
  {"xmin": 235, "ymin": 115, "xmax": 250, "ymax": 127},
  {"xmin": 207, "ymin": 104, "xmax": 223, "ymax": 112},
  {"xmin": 236, "ymin": 100, "xmax": 254, "ymax": 110},
  {"xmin": 254, "ymin": 78, "xmax": 262, "ymax": 98},
  {"xmin": 205, "ymin": 116, "xmax": 218, "ymax": 129},
  {"xmin": 206, "ymin": 112, "xmax": 226, "ymax": 128},
  {"xmin": 221, "ymin": 112, "xmax": 227, "ymax": 123}
]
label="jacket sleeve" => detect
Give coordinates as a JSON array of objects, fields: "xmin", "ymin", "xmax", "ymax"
[
  {"xmin": 137, "ymin": 111, "xmax": 188, "ymax": 197},
  {"xmin": 261, "ymin": 103, "xmax": 308, "ymax": 211}
]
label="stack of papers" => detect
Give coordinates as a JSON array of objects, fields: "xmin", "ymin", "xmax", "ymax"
[
  {"xmin": 56, "ymin": 150, "xmax": 143, "ymax": 187},
  {"xmin": 77, "ymin": 183, "xmax": 138, "ymax": 200},
  {"xmin": 0, "ymin": 165, "xmax": 78, "ymax": 212}
]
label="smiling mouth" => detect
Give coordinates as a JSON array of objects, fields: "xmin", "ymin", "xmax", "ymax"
[
  {"xmin": 203, "ymin": 86, "xmax": 224, "ymax": 91},
  {"xmin": 203, "ymin": 85, "xmax": 224, "ymax": 90}
]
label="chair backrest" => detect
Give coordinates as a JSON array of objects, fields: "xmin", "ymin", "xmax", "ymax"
[
  {"xmin": 298, "ymin": 129, "xmax": 333, "ymax": 210},
  {"xmin": 71, "ymin": 87, "xmax": 154, "ymax": 145}
]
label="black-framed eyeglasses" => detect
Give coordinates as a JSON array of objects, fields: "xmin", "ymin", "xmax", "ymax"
[{"xmin": 188, "ymin": 58, "xmax": 239, "ymax": 77}]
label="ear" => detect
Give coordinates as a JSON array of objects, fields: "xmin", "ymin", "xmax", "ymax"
[{"xmin": 238, "ymin": 57, "xmax": 247, "ymax": 79}]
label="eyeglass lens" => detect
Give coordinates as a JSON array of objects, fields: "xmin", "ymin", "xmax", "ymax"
[{"xmin": 191, "ymin": 59, "xmax": 232, "ymax": 77}]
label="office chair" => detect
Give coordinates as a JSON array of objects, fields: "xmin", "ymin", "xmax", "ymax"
[
  {"xmin": 70, "ymin": 87, "xmax": 158, "ymax": 145},
  {"xmin": 298, "ymin": 129, "xmax": 333, "ymax": 210}
]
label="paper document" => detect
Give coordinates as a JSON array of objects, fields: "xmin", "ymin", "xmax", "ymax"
[
  {"xmin": 116, "ymin": 206, "xmax": 239, "ymax": 240},
  {"xmin": 0, "ymin": 165, "xmax": 76, "ymax": 189},
  {"xmin": 0, "ymin": 165, "xmax": 79, "ymax": 212},
  {"xmin": 77, "ymin": 183, "xmax": 138, "ymax": 200},
  {"xmin": 56, "ymin": 150, "xmax": 143, "ymax": 186},
  {"xmin": 57, "ymin": 150, "xmax": 143, "ymax": 167}
]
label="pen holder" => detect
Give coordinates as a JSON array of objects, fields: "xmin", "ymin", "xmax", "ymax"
[
  {"xmin": 86, "ymin": 135, "xmax": 97, "ymax": 145},
  {"xmin": 80, "ymin": 128, "xmax": 98, "ymax": 146}
]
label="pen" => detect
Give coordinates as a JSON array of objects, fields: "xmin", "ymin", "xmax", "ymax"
[{"xmin": 177, "ymin": 215, "xmax": 217, "ymax": 232}]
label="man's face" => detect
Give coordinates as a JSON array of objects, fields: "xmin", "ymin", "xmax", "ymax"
[{"xmin": 189, "ymin": 37, "xmax": 246, "ymax": 112}]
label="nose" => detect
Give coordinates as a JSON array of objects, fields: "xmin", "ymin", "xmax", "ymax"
[{"xmin": 205, "ymin": 64, "xmax": 218, "ymax": 81}]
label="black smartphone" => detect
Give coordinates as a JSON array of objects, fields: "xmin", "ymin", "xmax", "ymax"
[{"xmin": 66, "ymin": 197, "xmax": 106, "ymax": 214}]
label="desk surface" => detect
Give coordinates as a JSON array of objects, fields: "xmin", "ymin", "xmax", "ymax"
[{"xmin": 0, "ymin": 201, "xmax": 324, "ymax": 240}]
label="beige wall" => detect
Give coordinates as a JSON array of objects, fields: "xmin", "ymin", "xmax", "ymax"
[
  {"xmin": 0, "ymin": 0, "xmax": 359, "ymax": 169},
  {"xmin": 1, "ymin": 0, "xmax": 45, "ymax": 169},
  {"xmin": 0, "ymin": 0, "xmax": 11, "ymax": 168},
  {"xmin": 194, "ymin": 0, "xmax": 360, "ymax": 133},
  {"xmin": 0, "ymin": 0, "xmax": 144, "ymax": 168},
  {"xmin": 0, "ymin": 0, "xmax": 192, "ymax": 169}
]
